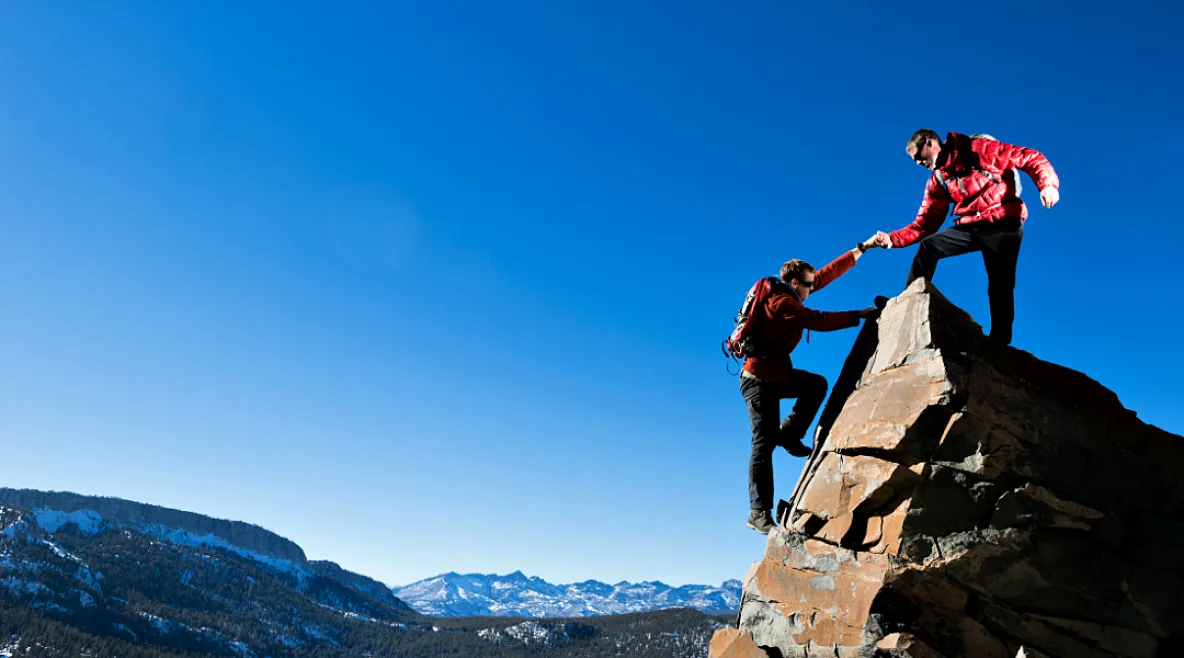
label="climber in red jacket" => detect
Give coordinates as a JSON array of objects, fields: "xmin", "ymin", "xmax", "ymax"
[
  {"xmin": 740, "ymin": 242, "xmax": 879, "ymax": 534},
  {"xmin": 872, "ymin": 130, "xmax": 1060, "ymax": 345}
]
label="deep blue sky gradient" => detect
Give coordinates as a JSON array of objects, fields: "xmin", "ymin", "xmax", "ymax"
[{"xmin": 2, "ymin": 1, "xmax": 1181, "ymax": 588}]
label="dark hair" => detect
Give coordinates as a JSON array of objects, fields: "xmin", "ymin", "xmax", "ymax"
[
  {"xmin": 906, "ymin": 129, "xmax": 941, "ymax": 152},
  {"xmin": 780, "ymin": 259, "xmax": 815, "ymax": 283}
]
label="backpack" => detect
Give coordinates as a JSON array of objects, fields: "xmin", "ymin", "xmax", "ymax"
[
  {"xmin": 721, "ymin": 276, "xmax": 791, "ymax": 372},
  {"xmin": 932, "ymin": 133, "xmax": 1022, "ymax": 218}
]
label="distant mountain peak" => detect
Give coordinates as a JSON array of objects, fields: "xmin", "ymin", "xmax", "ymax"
[{"xmin": 394, "ymin": 571, "xmax": 740, "ymax": 618}]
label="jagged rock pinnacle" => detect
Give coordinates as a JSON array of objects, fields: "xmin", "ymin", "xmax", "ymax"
[{"xmin": 712, "ymin": 279, "xmax": 1184, "ymax": 658}]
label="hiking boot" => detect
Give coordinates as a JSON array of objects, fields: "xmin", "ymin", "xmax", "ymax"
[
  {"xmin": 781, "ymin": 438, "xmax": 813, "ymax": 457},
  {"xmin": 747, "ymin": 509, "xmax": 776, "ymax": 535},
  {"xmin": 780, "ymin": 418, "xmax": 813, "ymax": 457},
  {"xmin": 988, "ymin": 331, "xmax": 1012, "ymax": 346}
]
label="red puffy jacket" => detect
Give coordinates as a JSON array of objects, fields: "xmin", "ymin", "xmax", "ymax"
[
  {"xmin": 742, "ymin": 250, "xmax": 862, "ymax": 383},
  {"xmin": 889, "ymin": 132, "xmax": 1060, "ymax": 248}
]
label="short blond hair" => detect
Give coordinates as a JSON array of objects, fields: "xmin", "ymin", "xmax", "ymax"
[{"xmin": 780, "ymin": 259, "xmax": 814, "ymax": 283}]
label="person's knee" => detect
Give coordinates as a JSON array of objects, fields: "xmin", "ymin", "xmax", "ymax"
[
  {"xmin": 815, "ymin": 373, "xmax": 829, "ymax": 392},
  {"xmin": 917, "ymin": 235, "xmax": 942, "ymax": 256}
]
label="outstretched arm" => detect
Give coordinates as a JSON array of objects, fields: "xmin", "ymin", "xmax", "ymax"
[
  {"xmin": 811, "ymin": 250, "xmax": 856, "ymax": 294},
  {"xmin": 811, "ymin": 237, "xmax": 882, "ymax": 292},
  {"xmin": 886, "ymin": 175, "xmax": 951, "ymax": 248},
  {"xmin": 769, "ymin": 300, "xmax": 873, "ymax": 332}
]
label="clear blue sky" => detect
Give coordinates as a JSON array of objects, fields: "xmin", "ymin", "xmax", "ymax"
[{"xmin": 2, "ymin": 1, "xmax": 1181, "ymax": 590}]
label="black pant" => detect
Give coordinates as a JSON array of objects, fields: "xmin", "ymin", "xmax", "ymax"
[
  {"xmin": 906, "ymin": 218, "xmax": 1024, "ymax": 344},
  {"xmin": 739, "ymin": 371, "xmax": 828, "ymax": 512}
]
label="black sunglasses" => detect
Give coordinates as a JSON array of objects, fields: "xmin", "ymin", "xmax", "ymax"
[{"xmin": 797, "ymin": 279, "xmax": 816, "ymax": 288}]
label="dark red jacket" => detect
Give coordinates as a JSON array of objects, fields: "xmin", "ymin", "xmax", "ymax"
[
  {"xmin": 742, "ymin": 250, "xmax": 862, "ymax": 383},
  {"xmin": 889, "ymin": 132, "xmax": 1060, "ymax": 248}
]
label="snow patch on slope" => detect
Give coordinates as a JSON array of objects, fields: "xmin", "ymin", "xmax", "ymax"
[
  {"xmin": 16, "ymin": 504, "xmax": 309, "ymax": 587},
  {"xmin": 33, "ymin": 509, "xmax": 104, "ymax": 535},
  {"xmin": 139, "ymin": 523, "xmax": 309, "ymax": 582},
  {"xmin": 15, "ymin": 507, "xmax": 310, "ymax": 585}
]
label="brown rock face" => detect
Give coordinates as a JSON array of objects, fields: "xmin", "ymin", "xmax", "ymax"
[
  {"xmin": 711, "ymin": 280, "xmax": 1184, "ymax": 658},
  {"xmin": 709, "ymin": 627, "xmax": 772, "ymax": 657}
]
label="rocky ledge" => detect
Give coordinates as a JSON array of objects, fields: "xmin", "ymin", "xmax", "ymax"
[{"xmin": 711, "ymin": 279, "xmax": 1184, "ymax": 658}]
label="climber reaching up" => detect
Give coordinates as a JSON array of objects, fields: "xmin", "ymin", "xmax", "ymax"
[{"xmin": 724, "ymin": 237, "xmax": 881, "ymax": 534}]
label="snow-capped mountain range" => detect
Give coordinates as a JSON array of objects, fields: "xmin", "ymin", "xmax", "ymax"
[
  {"xmin": 393, "ymin": 570, "xmax": 742, "ymax": 618},
  {"xmin": 0, "ymin": 487, "xmax": 734, "ymax": 655}
]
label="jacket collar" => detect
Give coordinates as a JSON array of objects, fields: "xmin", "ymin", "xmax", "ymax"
[
  {"xmin": 938, "ymin": 131, "xmax": 973, "ymax": 174},
  {"xmin": 779, "ymin": 278, "xmax": 803, "ymax": 303}
]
